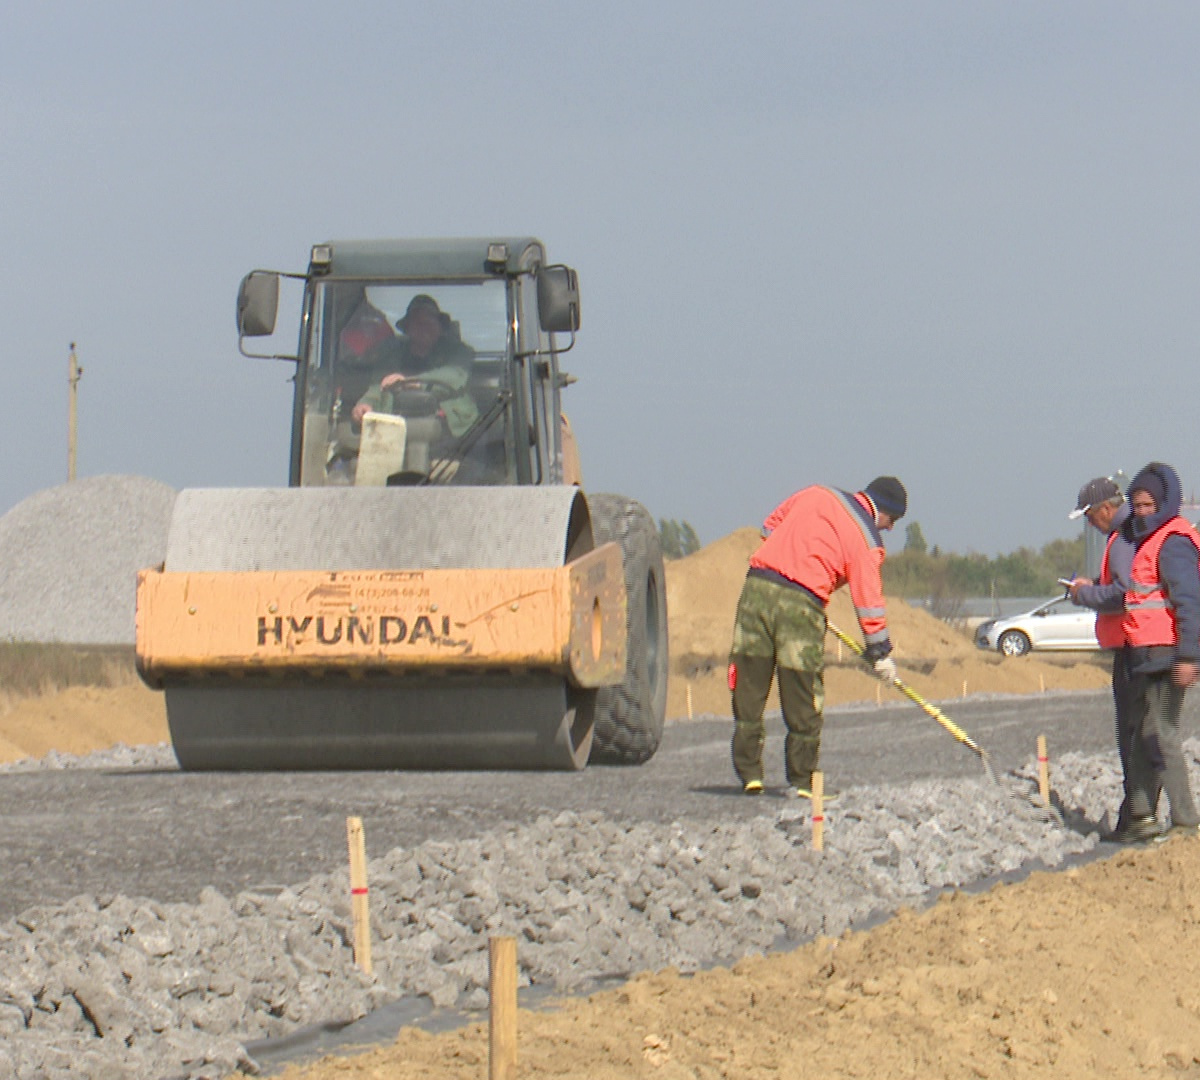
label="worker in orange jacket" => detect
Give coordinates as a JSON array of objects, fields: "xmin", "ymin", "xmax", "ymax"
[
  {"xmin": 1117, "ymin": 462, "xmax": 1200, "ymax": 841},
  {"xmin": 729, "ymin": 476, "xmax": 906, "ymax": 797}
]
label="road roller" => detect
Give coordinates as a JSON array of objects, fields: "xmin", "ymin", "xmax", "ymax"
[{"xmin": 135, "ymin": 238, "xmax": 667, "ymax": 770}]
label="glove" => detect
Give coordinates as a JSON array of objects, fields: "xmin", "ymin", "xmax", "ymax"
[{"xmin": 873, "ymin": 657, "xmax": 897, "ymax": 683}]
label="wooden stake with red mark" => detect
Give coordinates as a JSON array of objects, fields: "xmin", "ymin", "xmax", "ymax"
[
  {"xmin": 346, "ymin": 816, "xmax": 372, "ymax": 974},
  {"xmin": 1037, "ymin": 735, "xmax": 1050, "ymax": 807},
  {"xmin": 812, "ymin": 771, "xmax": 825, "ymax": 852}
]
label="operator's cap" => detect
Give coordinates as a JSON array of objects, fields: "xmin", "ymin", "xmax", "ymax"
[
  {"xmin": 1069, "ymin": 476, "xmax": 1121, "ymax": 520},
  {"xmin": 864, "ymin": 476, "xmax": 906, "ymax": 520},
  {"xmin": 398, "ymin": 294, "xmax": 450, "ymax": 331}
]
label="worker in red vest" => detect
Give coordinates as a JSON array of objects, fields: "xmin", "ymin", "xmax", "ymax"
[{"xmin": 1119, "ymin": 462, "xmax": 1200, "ymax": 841}]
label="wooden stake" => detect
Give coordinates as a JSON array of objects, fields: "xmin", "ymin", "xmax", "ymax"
[
  {"xmin": 346, "ymin": 816, "xmax": 372, "ymax": 975},
  {"xmin": 837, "ymin": 640, "xmax": 842, "ymax": 662},
  {"xmin": 811, "ymin": 771, "xmax": 825, "ymax": 852},
  {"xmin": 1037, "ymin": 735, "xmax": 1050, "ymax": 807},
  {"xmin": 1039, "ymin": 673, "xmax": 1045, "ymax": 694},
  {"xmin": 875, "ymin": 682, "xmax": 881, "ymax": 706},
  {"xmin": 489, "ymin": 936, "xmax": 518, "ymax": 1080},
  {"xmin": 686, "ymin": 683, "xmax": 693, "ymax": 720},
  {"xmin": 962, "ymin": 680, "xmax": 967, "ymax": 699}
]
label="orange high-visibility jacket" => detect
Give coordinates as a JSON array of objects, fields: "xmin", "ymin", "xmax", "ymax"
[
  {"xmin": 749, "ymin": 486, "xmax": 890, "ymax": 650},
  {"xmin": 1095, "ymin": 533, "xmax": 1126, "ymax": 648},
  {"xmin": 1123, "ymin": 517, "xmax": 1200, "ymax": 647}
]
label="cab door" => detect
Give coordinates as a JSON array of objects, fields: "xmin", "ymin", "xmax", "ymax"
[{"xmin": 513, "ymin": 274, "xmax": 563, "ymax": 485}]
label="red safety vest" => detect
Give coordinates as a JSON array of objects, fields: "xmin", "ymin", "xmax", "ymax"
[
  {"xmin": 1095, "ymin": 532, "xmax": 1125, "ymax": 648},
  {"xmin": 1122, "ymin": 517, "xmax": 1200, "ymax": 647}
]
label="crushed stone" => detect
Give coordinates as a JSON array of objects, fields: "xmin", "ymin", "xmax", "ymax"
[{"xmin": 2, "ymin": 737, "xmax": 1187, "ymax": 1080}]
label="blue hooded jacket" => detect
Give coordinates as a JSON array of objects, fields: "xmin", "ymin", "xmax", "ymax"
[{"xmin": 1125, "ymin": 462, "xmax": 1200, "ymax": 666}]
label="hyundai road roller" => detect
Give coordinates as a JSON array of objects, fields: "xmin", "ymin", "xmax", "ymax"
[{"xmin": 135, "ymin": 238, "xmax": 667, "ymax": 771}]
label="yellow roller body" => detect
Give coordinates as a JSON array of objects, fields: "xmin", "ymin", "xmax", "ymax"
[
  {"xmin": 135, "ymin": 486, "xmax": 633, "ymax": 771},
  {"xmin": 136, "ymin": 543, "xmax": 626, "ymax": 686}
]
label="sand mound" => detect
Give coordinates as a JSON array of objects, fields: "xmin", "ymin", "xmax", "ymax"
[
  {"xmin": 664, "ymin": 527, "xmax": 1108, "ymax": 718},
  {"xmin": 0, "ymin": 683, "xmax": 168, "ymax": 762}
]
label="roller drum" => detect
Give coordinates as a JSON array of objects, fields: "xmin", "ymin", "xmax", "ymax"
[
  {"xmin": 166, "ymin": 676, "xmax": 595, "ymax": 771},
  {"xmin": 157, "ymin": 486, "xmax": 599, "ymax": 771}
]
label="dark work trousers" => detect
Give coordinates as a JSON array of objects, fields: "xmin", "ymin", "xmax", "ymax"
[
  {"xmin": 1112, "ymin": 648, "xmax": 1159, "ymax": 822},
  {"xmin": 1125, "ymin": 666, "xmax": 1199, "ymax": 827},
  {"xmin": 728, "ymin": 574, "xmax": 827, "ymax": 788}
]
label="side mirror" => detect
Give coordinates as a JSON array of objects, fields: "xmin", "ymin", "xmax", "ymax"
[
  {"xmin": 237, "ymin": 271, "xmax": 280, "ymax": 337},
  {"xmin": 536, "ymin": 265, "xmax": 581, "ymax": 333}
]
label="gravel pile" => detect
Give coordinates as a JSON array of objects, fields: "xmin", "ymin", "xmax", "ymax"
[
  {"xmin": 0, "ymin": 737, "xmax": 1173, "ymax": 1080},
  {"xmin": 0, "ymin": 475, "xmax": 176, "ymax": 645}
]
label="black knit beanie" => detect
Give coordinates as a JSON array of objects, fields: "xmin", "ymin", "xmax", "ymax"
[{"xmin": 865, "ymin": 476, "xmax": 907, "ymax": 519}]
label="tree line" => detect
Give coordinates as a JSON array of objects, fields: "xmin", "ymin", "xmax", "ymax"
[
  {"xmin": 883, "ymin": 521, "xmax": 1085, "ymax": 603},
  {"xmin": 657, "ymin": 519, "xmax": 701, "ymax": 559}
]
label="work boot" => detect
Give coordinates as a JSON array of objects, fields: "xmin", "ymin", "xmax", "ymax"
[
  {"xmin": 1103, "ymin": 815, "xmax": 1161, "ymax": 843},
  {"xmin": 743, "ymin": 779, "xmax": 764, "ymax": 796},
  {"xmin": 791, "ymin": 786, "xmax": 840, "ymax": 802},
  {"xmin": 1156, "ymin": 822, "xmax": 1200, "ymax": 843}
]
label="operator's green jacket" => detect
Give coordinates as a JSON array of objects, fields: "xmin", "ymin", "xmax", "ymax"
[{"xmin": 354, "ymin": 334, "xmax": 479, "ymax": 437}]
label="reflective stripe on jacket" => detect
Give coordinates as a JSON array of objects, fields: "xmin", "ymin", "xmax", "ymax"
[
  {"xmin": 1122, "ymin": 517, "xmax": 1200, "ymax": 647},
  {"xmin": 748, "ymin": 486, "xmax": 890, "ymax": 648},
  {"xmin": 1095, "ymin": 532, "xmax": 1126, "ymax": 648}
]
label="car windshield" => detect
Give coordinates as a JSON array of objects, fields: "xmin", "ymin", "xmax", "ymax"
[{"xmin": 296, "ymin": 279, "xmax": 513, "ymax": 487}]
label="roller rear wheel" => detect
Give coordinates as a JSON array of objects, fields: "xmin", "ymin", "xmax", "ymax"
[{"xmin": 587, "ymin": 494, "xmax": 668, "ymax": 765}]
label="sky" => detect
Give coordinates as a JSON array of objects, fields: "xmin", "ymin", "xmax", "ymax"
[{"xmin": 4, "ymin": 2, "xmax": 1200, "ymax": 557}]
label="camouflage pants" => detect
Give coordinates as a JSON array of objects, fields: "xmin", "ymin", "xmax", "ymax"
[{"xmin": 729, "ymin": 575, "xmax": 826, "ymax": 788}]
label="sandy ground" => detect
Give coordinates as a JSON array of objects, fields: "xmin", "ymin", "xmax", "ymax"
[
  {"xmin": 0, "ymin": 682, "xmax": 168, "ymax": 763},
  {"xmin": 7, "ymin": 529, "xmax": 1155, "ymax": 1080}
]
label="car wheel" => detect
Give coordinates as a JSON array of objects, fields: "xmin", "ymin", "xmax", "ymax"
[{"xmin": 998, "ymin": 630, "xmax": 1031, "ymax": 657}]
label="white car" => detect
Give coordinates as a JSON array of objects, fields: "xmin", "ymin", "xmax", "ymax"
[{"xmin": 974, "ymin": 596, "xmax": 1101, "ymax": 657}]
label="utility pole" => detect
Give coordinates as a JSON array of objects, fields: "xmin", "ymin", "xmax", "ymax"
[{"xmin": 68, "ymin": 342, "xmax": 83, "ymax": 481}]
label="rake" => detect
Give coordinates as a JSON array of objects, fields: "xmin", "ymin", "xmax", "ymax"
[{"xmin": 826, "ymin": 621, "xmax": 1058, "ymax": 821}]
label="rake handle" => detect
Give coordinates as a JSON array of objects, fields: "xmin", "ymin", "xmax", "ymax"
[{"xmin": 826, "ymin": 621, "xmax": 984, "ymax": 755}]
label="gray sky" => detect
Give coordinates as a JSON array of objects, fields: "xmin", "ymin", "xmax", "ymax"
[{"xmin": 4, "ymin": 2, "xmax": 1199, "ymax": 556}]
